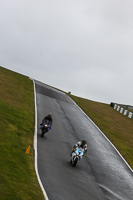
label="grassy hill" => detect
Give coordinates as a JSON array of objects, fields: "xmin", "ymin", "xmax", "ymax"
[
  {"xmin": 0, "ymin": 66, "xmax": 132, "ymax": 199},
  {"xmin": 0, "ymin": 66, "xmax": 44, "ymax": 200}
]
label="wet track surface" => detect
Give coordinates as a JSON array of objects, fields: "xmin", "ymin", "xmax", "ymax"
[{"xmin": 35, "ymin": 80, "xmax": 133, "ymax": 200}]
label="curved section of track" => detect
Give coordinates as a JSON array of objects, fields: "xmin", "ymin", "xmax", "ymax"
[{"xmin": 35, "ymin": 80, "xmax": 133, "ymax": 200}]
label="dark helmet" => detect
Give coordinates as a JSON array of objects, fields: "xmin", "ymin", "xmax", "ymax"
[{"xmin": 82, "ymin": 140, "xmax": 87, "ymax": 146}]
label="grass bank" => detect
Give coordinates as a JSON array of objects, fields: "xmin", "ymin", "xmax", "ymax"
[
  {"xmin": 68, "ymin": 94, "xmax": 133, "ymax": 169},
  {"xmin": 0, "ymin": 66, "xmax": 44, "ymax": 200}
]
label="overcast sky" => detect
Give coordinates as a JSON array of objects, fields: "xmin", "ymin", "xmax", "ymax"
[{"xmin": 0, "ymin": 0, "xmax": 133, "ymax": 105}]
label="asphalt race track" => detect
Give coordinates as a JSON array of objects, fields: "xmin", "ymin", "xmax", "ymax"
[{"xmin": 35, "ymin": 80, "xmax": 133, "ymax": 200}]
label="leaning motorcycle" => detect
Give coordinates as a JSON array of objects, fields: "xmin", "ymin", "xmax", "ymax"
[
  {"xmin": 70, "ymin": 146, "xmax": 84, "ymax": 167},
  {"xmin": 40, "ymin": 121, "xmax": 51, "ymax": 137}
]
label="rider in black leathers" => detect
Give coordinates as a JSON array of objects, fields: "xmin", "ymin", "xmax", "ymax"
[{"xmin": 40, "ymin": 113, "xmax": 53, "ymax": 129}]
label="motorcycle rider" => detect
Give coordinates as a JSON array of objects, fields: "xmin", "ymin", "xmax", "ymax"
[
  {"xmin": 40, "ymin": 112, "xmax": 53, "ymax": 129},
  {"xmin": 71, "ymin": 140, "xmax": 87, "ymax": 156}
]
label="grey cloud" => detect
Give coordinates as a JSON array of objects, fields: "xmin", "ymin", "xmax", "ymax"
[{"xmin": 0, "ymin": 0, "xmax": 133, "ymax": 105}]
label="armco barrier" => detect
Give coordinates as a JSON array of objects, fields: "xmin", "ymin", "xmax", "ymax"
[{"xmin": 110, "ymin": 102, "xmax": 133, "ymax": 119}]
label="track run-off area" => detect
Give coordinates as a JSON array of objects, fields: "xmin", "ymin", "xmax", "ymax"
[{"xmin": 34, "ymin": 80, "xmax": 133, "ymax": 200}]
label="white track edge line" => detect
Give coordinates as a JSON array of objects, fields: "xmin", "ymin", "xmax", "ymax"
[
  {"xmin": 33, "ymin": 80, "xmax": 49, "ymax": 200},
  {"xmin": 68, "ymin": 95, "xmax": 133, "ymax": 173}
]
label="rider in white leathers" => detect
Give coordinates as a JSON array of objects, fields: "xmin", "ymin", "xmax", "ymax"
[{"xmin": 71, "ymin": 140, "xmax": 87, "ymax": 156}]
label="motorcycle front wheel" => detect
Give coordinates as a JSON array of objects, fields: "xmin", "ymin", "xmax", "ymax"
[
  {"xmin": 41, "ymin": 129, "xmax": 46, "ymax": 137},
  {"xmin": 72, "ymin": 157, "xmax": 78, "ymax": 167}
]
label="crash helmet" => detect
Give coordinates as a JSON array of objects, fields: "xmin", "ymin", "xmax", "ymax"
[
  {"xmin": 81, "ymin": 140, "xmax": 87, "ymax": 146},
  {"xmin": 48, "ymin": 112, "xmax": 52, "ymax": 117}
]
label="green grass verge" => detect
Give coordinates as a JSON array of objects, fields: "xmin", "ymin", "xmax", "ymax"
[
  {"xmin": 0, "ymin": 66, "xmax": 44, "ymax": 200},
  {"xmin": 67, "ymin": 94, "xmax": 133, "ymax": 169}
]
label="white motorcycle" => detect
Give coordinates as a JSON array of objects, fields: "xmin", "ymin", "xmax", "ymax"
[{"xmin": 70, "ymin": 146, "xmax": 85, "ymax": 167}]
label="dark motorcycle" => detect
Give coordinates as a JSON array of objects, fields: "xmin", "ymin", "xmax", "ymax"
[{"xmin": 40, "ymin": 120, "xmax": 51, "ymax": 137}]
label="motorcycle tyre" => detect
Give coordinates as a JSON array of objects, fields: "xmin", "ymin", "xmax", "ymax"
[
  {"xmin": 72, "ymin": 157, "xmax": 78, "ymax": 167},
  {"xmin": 41, "ymin": 129, "xmax": 46, "ymax": 137}
]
